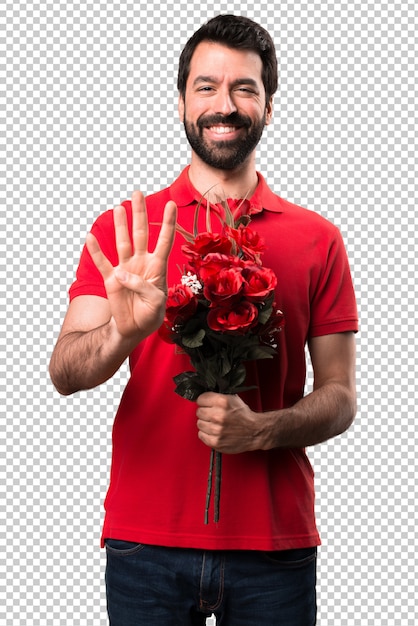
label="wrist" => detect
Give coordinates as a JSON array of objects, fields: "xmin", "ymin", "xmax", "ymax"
[
  {"xmin": 256, "ymin": 408, "xmax": 288, "ymax": 451},
  {"xmin": 107, "ymin": 316, "xmax": 144, "ymax": 353}
]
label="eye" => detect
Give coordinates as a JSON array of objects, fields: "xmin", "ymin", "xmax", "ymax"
[{"xmin": 236, "ymin": 86, "xmax": 257, "ymax": 96}]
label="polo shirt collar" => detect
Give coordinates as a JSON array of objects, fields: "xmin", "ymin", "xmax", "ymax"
[{"xmin": 170, "ymin": 165, "xmax": 284, "ymax": 214}]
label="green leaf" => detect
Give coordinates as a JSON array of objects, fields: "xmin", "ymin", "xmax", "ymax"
[
  {"xmin": 218, "ymin": 353, "xmax": 232, "ymax": 377},
  {"xmin": 173, "ymin": 371, "xmax": 198, "ymax": 385},
  {"xmin": 200, "ymin": 362, "xmax": 218, "ymax": 389},
  {"xmin": 182, "ymin": 329, "xmax": 206, "ymax": 348},
  {"xmin": 244, "ymin": 345, "xmax": 276, "ymax": 360},
  {"xmin": 174, "ymin": 382, "xmax": 205, "ymax": 401},
  {"xmin": 258, "ymin": 304, "xmax": 273, "ymax": 325},
  {"xmin": 173, "ymin": 371, "xmax": 208, "ymax": 401},
  {"xmin": 202, "ymin": 351, "xmax": 232, "ymax": 377},
  {"xmin": 228, "ymin": 364, "xmax": 247, "ymax": 389}
]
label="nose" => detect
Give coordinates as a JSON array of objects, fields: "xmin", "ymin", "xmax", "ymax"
[{"xmin": 213, "ymin": 88, "xmax": 237, "ymax": 116}]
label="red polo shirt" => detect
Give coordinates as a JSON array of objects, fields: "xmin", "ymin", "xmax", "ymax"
[{"xmin": 70, "ymin": 167, "xmax": 358, "ymax": 550}]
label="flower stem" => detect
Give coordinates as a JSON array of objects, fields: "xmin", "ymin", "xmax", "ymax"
[
  {"xmin": 214, "ymin": 451, "xmax": 222, "ymax": 523},
  {"xmin": 204, "ymin": 449, "xmax": 215, "ymax": 524},
  {"xmin": 204, "ymin": 449, "xmax": 222, "ymax": 524}
]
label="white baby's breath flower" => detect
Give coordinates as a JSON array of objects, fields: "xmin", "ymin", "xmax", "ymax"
[{"xmin": 181, "ymin": 272, "xmax": 202, "ymax": 295}]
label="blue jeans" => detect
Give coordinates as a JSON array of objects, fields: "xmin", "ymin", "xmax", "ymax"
[{"xmin": 105, "ymin": 540, "xmax": 317, "ymax": 625}]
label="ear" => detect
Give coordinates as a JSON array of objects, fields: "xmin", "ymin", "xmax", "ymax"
[
  {"xmin": 265, "ymin": 96, "xmax": 273, "ymax": 126},
  {"xmin": 178, "ymin": 95, "xmax": 185, "ymax": 123}
]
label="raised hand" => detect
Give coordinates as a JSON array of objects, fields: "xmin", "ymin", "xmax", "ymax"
[{"xmin": 86, "ymin": 190, "xmax": 177, "ymax": 341}]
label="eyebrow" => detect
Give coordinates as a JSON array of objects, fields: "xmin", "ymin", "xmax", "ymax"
[{"xmin": 192, "ymin": 75, "xmax": 259, "ymax": 89}]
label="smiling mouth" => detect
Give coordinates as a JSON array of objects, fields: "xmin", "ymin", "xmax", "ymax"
[
  {"xmin": 208, "ymin": 125, "xmax": 240, "ymax": 134},
  {"xmin": 205, "ymin": 125, "xmax": 245, "ymax": 140}
]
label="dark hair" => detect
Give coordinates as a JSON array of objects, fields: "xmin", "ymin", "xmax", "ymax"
[{"xmin": 177, "ymin": 15, "xmax": 278, "ymax": 104}]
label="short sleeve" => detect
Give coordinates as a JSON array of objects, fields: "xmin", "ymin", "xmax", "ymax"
[
  {"xmin": 68, "ymin": 205, "xmax": 129, "ymax": 301},
  {"xmin": 309, "ymin": 227, "xmax": 358, "ymax": 337}
]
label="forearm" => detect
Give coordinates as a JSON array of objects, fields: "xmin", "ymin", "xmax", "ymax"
[
  {"xmin": 259, "ymin": 382, "xmax": 357, "ymax": 449},
  {"xmin": 197, "ymin": 334, "xmax": 357, "ymax": 453},
  {"xmin": 49, "ymin": 318, "xmax": 141, "ymax": 395}
]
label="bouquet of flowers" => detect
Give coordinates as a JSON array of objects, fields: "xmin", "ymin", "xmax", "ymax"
[{"xmin": 159, "ymin": 198, "xmax": 284, "ymax": 523}]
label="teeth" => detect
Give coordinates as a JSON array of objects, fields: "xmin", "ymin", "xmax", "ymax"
[{"xmin": 209, "ymin": 126, "xmax": 237, "ymax": 134}]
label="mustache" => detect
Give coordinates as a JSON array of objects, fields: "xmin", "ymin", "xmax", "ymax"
[{"xmin": 197, "ymin": 112, "xmax": 252, "ymax": 130}]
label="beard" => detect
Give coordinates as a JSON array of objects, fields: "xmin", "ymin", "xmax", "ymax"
[{"xmin": 183, "ymin": 109, "xmax": 267, "ymax": 171}]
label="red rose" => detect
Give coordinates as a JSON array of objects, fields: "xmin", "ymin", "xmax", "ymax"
[
  {"xmin": 242, "ymin": 265, "xmax": 277, "ymax": 302},
  {"xmin": 164, "ymin": 284, "xmax": 198, "ymax": 327},
  {"xmin": 182, "ymin": 232, "xmax": 232, "ymax": 262},
  {"xmin": 227, "ymin": 198, "xmax": 252, "ymax": 221},
  {"xmin": 203, "ymin": 267, "xmax": 245, "ymax": 307},
  {"xmin": 198, "ymin": 253, "xmax": 244, "ymax": 282},
  {"xmin": 207, "ymin": 301, "xmax": 259, "ymax": 333},
  {"xmin": 225, "ymin": 224, "xmax": 266, "ymax": 262}
]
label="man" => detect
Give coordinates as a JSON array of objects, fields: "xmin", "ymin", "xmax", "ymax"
[{"xmin": 50, "ymin": 15, "xmax": 358, "ymax": 625}]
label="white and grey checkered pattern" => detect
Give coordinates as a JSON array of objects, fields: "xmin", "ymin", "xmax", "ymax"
[{"xmin": 2, "ymin": 0, "xmax": 416, "ymax": 624}]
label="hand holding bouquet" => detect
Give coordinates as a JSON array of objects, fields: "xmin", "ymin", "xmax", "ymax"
[{"xmin": 159, "ymin": 198, "xmax": 284, "ymax": 522}]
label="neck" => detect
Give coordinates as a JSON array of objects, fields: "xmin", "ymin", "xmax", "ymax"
[{"xmin": 188, "ymin": 153, "xmax": 259, "ymax": 203}]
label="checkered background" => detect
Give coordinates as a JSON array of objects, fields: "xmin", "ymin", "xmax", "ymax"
[{"xmin": 1, "ymin": 1, "xmax": 416, "ymax": 624}]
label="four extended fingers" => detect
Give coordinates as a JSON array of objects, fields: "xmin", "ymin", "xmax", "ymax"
[{"xmin": 86, "ymin": 192, "xmax": 177, "ymax": 280}]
